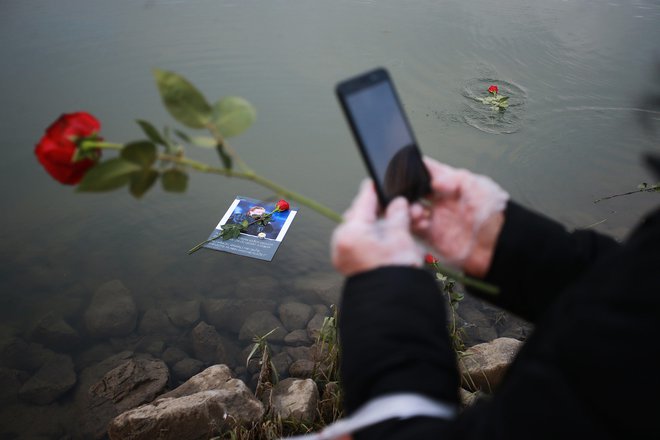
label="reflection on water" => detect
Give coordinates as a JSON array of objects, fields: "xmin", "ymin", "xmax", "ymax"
[{"xmin": 0, "ymin": 0, "xmax": 659, "ymax": 437}]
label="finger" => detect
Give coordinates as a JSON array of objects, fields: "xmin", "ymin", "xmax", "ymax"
[
  {"xmin": 383, "ymin": 196, "xmax": 410, "ymax": 230},
  {"xmin": 344, "ymin": 179, "xmax": 378, "ymax": 223}
]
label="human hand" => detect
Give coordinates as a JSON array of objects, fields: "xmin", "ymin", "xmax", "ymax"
[
  {"xmin": 331, "ymin": 180, "xmax": 424, "ymax": 277},
  {"xmin": 410, "ymin": 158, "xmax": 509, "ymax": 278}
]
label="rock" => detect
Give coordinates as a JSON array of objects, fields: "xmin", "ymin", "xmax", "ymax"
[
  {"xmin": 459, "ymin": 388, "xmax": 482, "ymax": 407},
  {"xmin": 160, "ymin": 364, "xmax": 233, "ymax": 400},
  {"xmin": 19, "ymin": 353, "xmax": 76, "ymax": 405},
  {"xmin": 108, "ymin": 390, "xmax": 227, "ymax": 440},
  {"xmin": 306, "ymin": 313, "xmax": 327, "ymax": 341},
  {"xmin": 320, "ymin": 381, "xmax": 341, "ymax": 421},
  {"xmin": 460, "ymin": 337, "xmax": 523, "ymax": 392},
  {"xmin": 293, "ymin": 272, "xmax": 342, "ymax": 306},
  {"xmin": 89, "ymin": 356, "xmax": 169, "ymax": 412},
  {"xmin": 289, "ymin": 359, "xmax": 315, "ymax": 379},
  {"xmin": 84, "ymin": 280, "xmax": 137, "ymax": 339},
  {"xmin": 191, "ymin": 322, "xmax": 240, "ymax": 367},
  {"xmin": 284, "ymin": 329, "xmax": 312, "ymax": 346},
  {"xmin": 202, "ymin": 298, "xmax": 276, "ymax": 333},
  {"xmin": 138, "ymin": 308, "xmax": 179, "ymax": 338},
  {"xmin": 238, "ymin": 311, "xmax": 287, "ymax": 343},
  {"xmin": 271, "ymin": 352, "xmax": 293, "ymax": 379},
  {"xmin": 278, "ymin": 302, "xmax": 314, "ymax": 332},
  {"xmin": 166, "ymin": 300, "xmax": 200, "ymax": 328},
  {"xmin": 0, "ymin": 400, "xmax": 75, "ymax": 439},
  {"xmin": 0, "ymin": 367, "xmax": 28, "ymax": 404},
  {"xmin": 0, "ymin": 337, "xmax": 55, "ymax": 372},
  {"xmin": 283, "ymin": 346, "xmax": 312, "ymax": 362},
  {"xmin": 271, "ymin": 378, "xmax": 319, "ymax": 422},
  {"xmin": 29, "ymin": 313, "xmax": 80, "ymax": 351},
  {"xmin": 162, "ymin": 347, "xmax": 189, "ymax": 366},
  {"xmin": 172, "ymin": 358, "xmax": 205, "ymax": 382}
]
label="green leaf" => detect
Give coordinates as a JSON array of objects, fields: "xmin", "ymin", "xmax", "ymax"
[
  {"xmin": 211, "ymin": 96, "xmax": 256, "ymax": 138},
  {"xmin": 153, "ymin": 68, "xmax": 212, "ymax": 129},
  {"xmin": 221, "ymin": 224, "xmax": 242, "ymax": 240},
  {"xmin": 121, "ymin": 141, "xmax": 157, "ymax": 168},
  {"xmin": 161, "ymin": 169, "xmax": 188, "ymax": 192},
  {"xmin": 77, "ymin": 158, "xmax": 141, "ymax": 192},
  {"xmin": 216, "ymin": 144, "xmax": 233, "ymax": 170},
  {"xmin": 241, "ymin": 219, "xmax": 249, "ymax": 228},
  {"xmin": 136, "ymin": 120, "xmax": 166, "ymax": 146},
  {"xmin": 129, "ymin": 169, "xmax": 159, "ymax": 199},
  {"xmin": 174, "ymin": 129, "xmax": 192, "ymax": 143},
  {"xmin": 189, "ymin": 136, "xmax": 217, "ymax": 148}
]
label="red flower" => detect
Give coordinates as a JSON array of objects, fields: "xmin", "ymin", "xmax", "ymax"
[
  {"xmin": 425, "ymin": 253, "xmax": 438, "ymax": 264},
  {"xmin": 274, "ymin": 199, "xmax": 290, "ymax": 212},
  {"xmin": 35, "ymin": 112, "xmax": 101, "ymax": 184},
  {"xmin": 488, "ymin": 85, "xmax": 499, "ymax": 95}
]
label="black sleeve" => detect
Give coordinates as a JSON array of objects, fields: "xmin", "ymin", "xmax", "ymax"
[
  {"xmin": 339, "ymin": 267, "xmax": 460, "ymax": 415},
  {"xmin": 471, "ymin": 201, "xmax": 620, "ymax": 322}
]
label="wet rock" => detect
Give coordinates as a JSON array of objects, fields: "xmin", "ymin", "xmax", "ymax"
[
  {"xmin": 29, "ymin": 313, "xmax": 80, "ymax": 351},
  {"xmin": 289, "ymin": 359, "xmax": 315, "ymax": 379},
  {"xmin": 160, "ymin": 364, "xmax": 233, "ymax": 400},
  {"xmin": 19, "ymin": 353, "xmax": 76, "ymax": 405},
  {"xmin": 320, "ymin": 381, "xmax": 341, "ymax": 421},
  {"xmin": 271, "ymin": 378, "xmax": 319, "ymax": 422},
  {"xmin": 306, "ymin": 313, "xmax": 328, "ymax": 341},
  {"xmin": 283, "ymin": 346, "xmax": 312, "ymax": 362},
  {"xmin": 284, "ymin": 329, "xmax": 311, "ymax": 347},
  {"xmin": 238, "ymin": 311, "xmax": 287, "ymax": 343},
  {"xmin": 191, "ymin": 322, "xmax": 240, "ymax": 367},
  {"xmin": 293, "ymin": 272, "xmax": 342, "ymax": 306},
  {"xmin": 0, "ymin": 401, "xmax": 74, "ymax": 439},
  {"xmin": 84, "ymin": 280, "xmax": 137, "ymax": 339},
  {"xmin": 108, "ymin": 390, "xmax": 227, "ymax": 440},
  {"xmin": 166, "ymin": 300, "xmax": 200, "ymax": 328},
  {"xmin": 162, "ymin": 347, "xmax": 189, "ymax": 366},
  {"xmin": 202, "ymin": 298, "xmax": 276, "ymax": 333},
  {"xmin": 278, "ymin": 302, "xmax": 314, "ymax": 332},
  {"xmin": 271, "ymin": 352, "xmax": 293, "ymax": 379},
  {"xmin": 172, "ymin": 358, "xmax": 205, "ymax": 382},
  {"xmin": 460, "ymin": 337, "xmax": 523, "ymax": 392},
  {"xmin": 234, "ymin": 275, "xmax": 280, "ymax": 300},
  {"xmin": 89, "ymin": 356, "xmax": 169, "ymax": 412},
  {"xmin": 0, "ymin": 367, "xmax": 28, "ymax": 404},
  {"xmin": 138, "ymin": 308, "xmax": 179, "ymax": 338},
  {"xmin": 0, "ymin": 338, "xmax": 55, "ymax": 372}
]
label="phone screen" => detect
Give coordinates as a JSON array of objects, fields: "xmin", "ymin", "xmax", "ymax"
[{"xmin": 337, "ymin": 69, "xmax": 430, "ymax": 205}]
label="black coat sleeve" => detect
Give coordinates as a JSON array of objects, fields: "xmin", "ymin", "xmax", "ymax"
[
  {"xmin": 339, "ymin": 267, "xmax": 460, "ymax": 415},
  {"xmin": 472, "ymin": 201, "xmax": 620, "ymax": 322}
]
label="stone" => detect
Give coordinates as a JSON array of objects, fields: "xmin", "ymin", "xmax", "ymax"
[
  {"xmin": 459, "ymin": 388, "xmax": 482, "ymax": 407},
  {"xmin": 162, "ymin": 347, "xmax": 189, "ymax": 366},
  {"xmin": 292, "ymin": 272, "xmax": 342, "ymax": 306},
  {"xmin": 172, "ymin": 358, "xmax": 205, "ymax": 382},
  {"xmin": 271, "ymin": 352, "xmax": 293, "ymax": 379},
  {"xmin": 18, "ymin": 353, "xmax": 76, "ymax": 405},
  {"xmin": 289, "ymin": 359, "xmax": 315, "ymax": 379},
  {"xmin": 278, "ymin": 302, "xmax": 314, "ymax": 332},
  {"xmin": 271, "ymin": 378, "xmax": 319, "ymax": 422},
  {"xmin": 202, "ymin": 298, "xmax": 276, "ymax": 334},
  {"xmin": 84, "ymin": 280, "xmax": 137, "ymax": 339},
  {"xmin": 108, "ymin": 390, "xmax": 227, "ymax": 440},
  {"xmin": 306, "ymin": 313, "xmax": 328, "ymax": 341},
  {"xmin": 166, "ymin": 300, "xmax": 201, "ymax": 328},
  {"xmin": 191, "ymin": 322, "xmax": 240, "ymax": 367},
  {"xmin": 0, "ymin": 337, "xmax": 55, "ymax": 372},
  {"xmin": 138, "ymin": 308, "xmax": 179, "ymax": 338},
  {"xmin": 460, "ymin": 337, "xmax": 523, "ymax": 392},
  {"xmin": 160, "ymin": 364, "xmax": 233, "ymax": 400},
  {"xmin": 320, "ymin": 381, "xmax": 341, "ymax": 421},
  {"xmin": 238, "ymin": 311, "xmax": 287, "ymax": 343},
  {"xmin": 234, "ymin": 275, "xmax": 280, "ymax": 300},
  {"xmin": 0, "ymin": 367, "xmax": 27, "ymax": 404},
  {"xmin": 283, "ymin": 346, "xmax": 312, "ymax": 362},
  {"xmin": 284, "ymin": 329, "xmax": 312, "ymax": 346},
  {"xmin": 89, "ymin": 356, "xmax": 169, "ymax": 412},
  {"xmin": 29, "ymin": 313, "xmax": 80, "ymax": 351}
]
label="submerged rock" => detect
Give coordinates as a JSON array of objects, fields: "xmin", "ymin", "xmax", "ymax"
[
  {"xmin": 29, "ymin": 313, "xmax": 80, "ymax": 351},
  {"xmin": 278, "ymin": 302, "xmax": 314, "ymax": 332},
  {"xmin": 84, "ymin": 280, "xmax": 137, "ymax": 339},
  {"xmin": 238, "ymin": 311, "xmax": 287, "ymax": 343},
  {"xmin": 18, "ymin": 353, "xmax": 76, "ymax": 405}
]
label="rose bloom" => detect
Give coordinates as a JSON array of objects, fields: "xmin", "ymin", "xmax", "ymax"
[
  {"xmin": 425, "ymin": 253, "xmax": 438, "ymax": 264},
  {"xmin": 275, "ymin": 199, "xmax": 290, "ymax": 212},
  {"xmin": 488, "ymin": 85, "xmax": 499, "ymax": 95},
  {"xmin": 35, "ymin": 112, "xmax": 101, "ymax": 184}
]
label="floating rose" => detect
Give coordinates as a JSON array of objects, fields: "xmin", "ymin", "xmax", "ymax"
[
  {"xmin": 479, "ymin": 85, "xmax": 509, "ymax": 110},
  {"xmin": 35, "ymin": 112, "xmax": 102, "ymax": 184},
  {"xmin": 488, "ymin": 85, "xmax": 499, "ymax": 95}
]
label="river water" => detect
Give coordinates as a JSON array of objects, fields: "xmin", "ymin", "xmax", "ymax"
[{"xmin": 0, "ymin": 0, "xmax": 659, "ymax": 437}]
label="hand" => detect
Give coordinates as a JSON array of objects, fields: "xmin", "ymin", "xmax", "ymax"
[
  {"xmin": 410, "ymin": 158, "xmax": 509, "ymax": 278},
  {"xmin": 331, "ymin": 180, "xmax": 424, "ymax": 277}
]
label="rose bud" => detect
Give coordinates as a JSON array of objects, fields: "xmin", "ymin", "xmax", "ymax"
[
  {"xmin": 488, "ymin": 85, "xmax": 499, "ymax": 95},
  {"xmin": 274, "ymin": 199, "xmax": 290, "ymax": 212},
  {"xmin": 425, "ymin": 253, "xmax": 438, "ymax": 264}
]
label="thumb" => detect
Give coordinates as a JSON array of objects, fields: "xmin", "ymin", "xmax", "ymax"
[{"xmin": 384, "ymin": 197, "xmax": 410, "ymax": 231}]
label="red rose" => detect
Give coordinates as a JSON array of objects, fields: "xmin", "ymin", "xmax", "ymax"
[
  {"xmin": 35, "ymin": 112, "xmax": 101, "ymax": 184},
  {"xmin": 488, "ymin": 85, "xmax": 499, "ymax": 95},
  {"xmin": 274, "ymin": 199, "xmax": 290, "ymax": 212},
  {"xmin": 425, "ymin": 253, "xmax": 438, "ymax": 264}
]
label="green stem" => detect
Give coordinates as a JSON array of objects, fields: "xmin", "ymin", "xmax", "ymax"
[
  {"xmin": 433, "ymin": 262, "xmax": 500, "ymax": 296},
  {"xmin": 81, "ymin": 140, "xmax": 123, "ymax": 150}
]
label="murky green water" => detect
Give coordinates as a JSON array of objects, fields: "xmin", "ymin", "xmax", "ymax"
[{"xmin": 1, "ymin": 0, "xmax": 659, "ymax": 436}]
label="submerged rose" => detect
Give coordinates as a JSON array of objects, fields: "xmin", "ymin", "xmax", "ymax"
[
  {"xmin": 35, "ymin": 112, "xmax": 101, "ymax": 184},
  {"xmin": 274, "ymin": 199, "xmax": 290, "ymax": 212},
  {"xmin": 488, "ymin": 85, "xmax": 499, "ymax": 95}
]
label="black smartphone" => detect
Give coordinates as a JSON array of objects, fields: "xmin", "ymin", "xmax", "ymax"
[{"xmin": 335, "ymin": 67, "xmax": 431, "ymax": 207}]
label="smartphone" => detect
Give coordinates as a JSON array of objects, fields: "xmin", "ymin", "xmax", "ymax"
[{"xmin": 335, "ymin": 67, "xmax": 431, "ymax": 207}]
